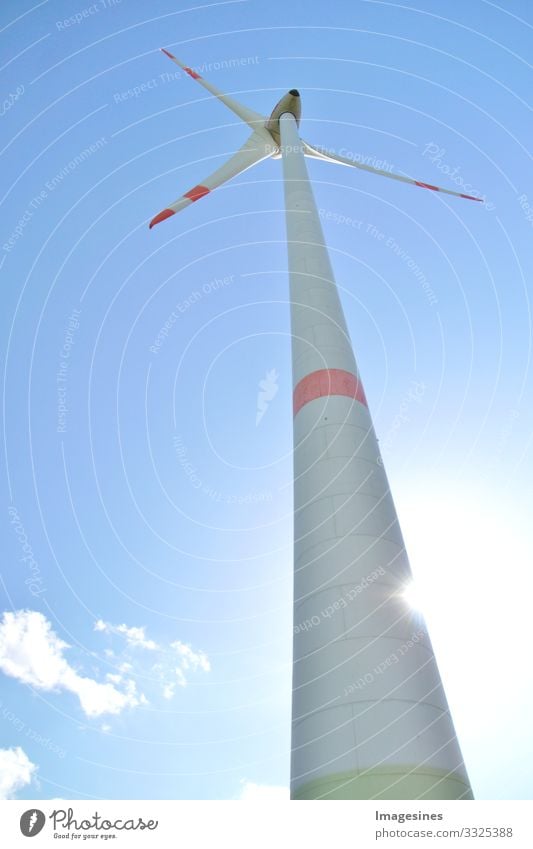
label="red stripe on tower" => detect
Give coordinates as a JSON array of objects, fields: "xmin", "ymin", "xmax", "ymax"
[
  {"xmin": 184, "ymin": 185, "xmax": 210, "ymax": 202},
  {"xmin": 293, "ymin": 369, "xmax": 367, "ymax": 416}
]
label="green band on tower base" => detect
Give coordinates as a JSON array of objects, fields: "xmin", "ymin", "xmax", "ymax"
[{"xmin": 291, "ymin": 766, "xmax": 474, "ymax": 800}]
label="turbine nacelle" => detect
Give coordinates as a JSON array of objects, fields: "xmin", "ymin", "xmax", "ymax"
[{"xmin": 265, "ymin": 90, "xmax": 301, "ymax": 144}]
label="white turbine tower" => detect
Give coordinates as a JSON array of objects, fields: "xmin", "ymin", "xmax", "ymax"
[{"xmin": 150, "ymin": 50, "xmax": 479, "ymax": 800}]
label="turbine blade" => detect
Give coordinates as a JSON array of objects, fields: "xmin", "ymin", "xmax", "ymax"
[
  {"xmin": 160, "ymin": 48, "xmax": 265, "ymax": 130},
  {"xmin": 149, "ymin": 130, "xmax": 275, "ymax": 228},
  {"xmin": 302, "ymin": 140, "xmax": 483, "ymax": 202}
]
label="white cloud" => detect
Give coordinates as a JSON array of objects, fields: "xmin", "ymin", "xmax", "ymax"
[
  {"xmin": 171, "ymin": 640, "xmax": 210, "ymax": 672},
  {"xmin": 155, "ymin": 644, "xmax": 210, "ymax": 699},
  {"xmin": 0, "ymin": 611, "xmax": 143, "ymax": 718},
  {"xmin": 175, "ymin": 668, "xmax": 187, "ymax": 688},
  {"xmin": 95, "ymin": 620, "xmax": 211, "ymax": 701},
  {"xmin": 239, "ymin": 780, "xmax": 289, "ymax": 801},
  {"xmin": 0, "ymin": 747, "xmax": 37, "ymax": 800},
  {"xmin": 162, "ymin": 683, "xmax": 175, "ymax": 700},
  {"xmin": 94, "ymin": 620, "xmax": 158, "ymax": 651},
  {"xmin": 160, "ymin": 667, "xmax": 188, "ymax": 699}
]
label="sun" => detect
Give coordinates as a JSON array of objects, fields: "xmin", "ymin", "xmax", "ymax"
[{"xmin": 401, "ymin": 579, "xmax": 425, "ymax": 612}]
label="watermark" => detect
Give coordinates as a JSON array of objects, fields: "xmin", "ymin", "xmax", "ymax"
[
  {"xmin": 421, "ymin": 142, "xmax": 494, "ymax": 211},
  {"xmin": 321, "ymin": 209, "xmax": 436, "ymax": 305},
  {"xmin": 149, "ymin": 274, "xmax": 234, "ymax": 354},
  {"xmin": 114, "ymin": 56, "xmax": 260, "ymax": 103},
  {"xmin": 493, "ymin": 407, "xmax": 520, "ymax": 461},
  {"xmin": 57, "ymin": 308, "xmax": 82, "ymax": 434},
  {"xmin": 480, "ymin": 407, "xmax": 520, "ymax": 480},
  {"xmin": 256, "ymin": 369, "xmax": 279, "ymax": 425},
  {"xmin": 378, "ymin": 380, "xmax": 426, "ymax": 461},
  {"xmin": 20, "ymin": 809, "xmax": 46, "ymax": 837},
  {"xmin": 3, "ymin": 138, "xmax": 107, "ymax": 253},
  {"xmin": 293, "ymin": 567, "xmax": 386, "ymax": 635},
  {"xmin": 190, "ymin": 56, "xmax": 260, "ymax": 74},
  {"xmin": 279, "ymin": 145, "xmax": 394, "ymax": 171},
  {"xmin": 376, "ymin": 811, "xmax": 443, "ymax": 824},
  {"xmin": 45, "ymin": 137, "xmax": 107, "ymax": 192},
  {"xmin": 338, "ymin": 148, "xmax": 394, "ymax": 172},
  {"xmin": 8, "ymin": 505, "xmax": 46, "ymax": 597},
  {"xmin": 173, "ymin": 434, "xmax": 272, "ymax": 504},
  {"xmin": 2, "ymin": 190, "xmax": 47, "ymax": 253},
  {"xmin": 56, "ymin": 0, "xmax": 121, "ymax": 30},
  {"xmin": 343, "ymin": 627, "xmax": 427, "ymax": 696},
  {"xmin": 316, "ymin": 145, "xmax": 395, "ymax": 172},
  {"xmin": 517, "ymin": 194, "xmax": 533, "ymax": 228},
  {"xmin": 367, "ymin": 223, "xmax": 438, "ymax": 305},
  {"xmin": 25, "ymin": 807, "xmax": 158, "ymax": 836},
  {"xmin": 0, "ymin": 698, "xmax": 66, "ymax": 759},
  {"xmin": 173, "ymin": 434, "xmax": 205, "ymax": 491},
  {"xmin": 366, "ymin": 224, "xmax": 438, "ymax": 306},
  {"xmin": 1, "ymin": 84, "xmax": 25, "ymax": 118},
  {"xmin": 276, "ymin": 142, "xmax": 304, "ymax": 155},
  {"xmin": 319, "ymin": 207, "xmax": 363, "ymax": 230}
]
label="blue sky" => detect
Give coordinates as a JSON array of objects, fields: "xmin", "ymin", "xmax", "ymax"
[{"xmin": 1, "ymin": 0, "xmax": 532, "ymax": 800}]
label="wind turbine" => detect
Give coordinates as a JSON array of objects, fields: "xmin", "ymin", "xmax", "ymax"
[{"xmin": 150, "ymin": 49, "xmax": 478, "ymax": 800}]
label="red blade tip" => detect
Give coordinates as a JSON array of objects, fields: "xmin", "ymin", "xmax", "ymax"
[{"xmin": 149, "ymin": 208, "xmax": 175, "ymax": 229}]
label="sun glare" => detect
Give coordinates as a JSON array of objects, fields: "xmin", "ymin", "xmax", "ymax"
[{"xmin": 401, "ymin": 580, "xmax": 424, "ymax": 611}]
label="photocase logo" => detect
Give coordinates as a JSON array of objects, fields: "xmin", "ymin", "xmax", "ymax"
[
  {"xmin": 256, "ymin": 368, "xmax": 279, "ymax": 425},
  {"xmin": 20, "ymin": 809, "xmax": 46, "ymax": 837}
]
